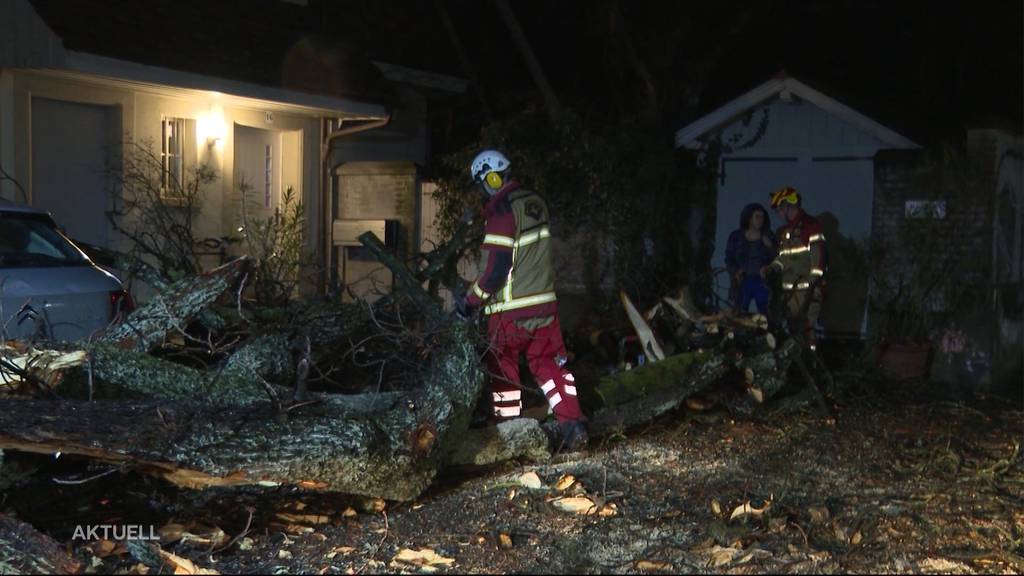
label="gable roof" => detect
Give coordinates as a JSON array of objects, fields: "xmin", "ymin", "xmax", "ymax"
[
  {"xmin": 23, "ymin": 0, "xmax": 397, "ymax": 112},
  {"xmin": 675, "ymin": 73, "xmax": 921, "ymax": 150}
]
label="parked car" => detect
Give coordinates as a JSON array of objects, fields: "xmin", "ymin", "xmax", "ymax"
[{"xmin": 0, "ymin": 201, "xmax": 131, "ymax": 342}]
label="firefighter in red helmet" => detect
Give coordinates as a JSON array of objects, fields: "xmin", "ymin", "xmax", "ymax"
[{"xmin": 768, "ymin": 186, "xmax": 827, "ymax": 350}]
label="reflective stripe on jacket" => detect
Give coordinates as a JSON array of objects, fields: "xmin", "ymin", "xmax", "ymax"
[
  {"xmin": 467, "ymin": 182, "xmax": 559, "ymax": 319},
  {"xmin": 771, "ymin": 211, "xmax": 826, "ymax": 290}
]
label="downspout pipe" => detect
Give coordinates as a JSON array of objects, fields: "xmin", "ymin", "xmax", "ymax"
[{"xmin": 319, "ymin": 115, "xmax": 391, "ymax": 293}]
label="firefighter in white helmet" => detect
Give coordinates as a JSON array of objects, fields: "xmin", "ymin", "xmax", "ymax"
[{"xmin": 460, "ymin": 148, "xmax": 588, "ymax": 451}]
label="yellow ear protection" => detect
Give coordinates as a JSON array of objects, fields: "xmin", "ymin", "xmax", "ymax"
[{"xmin": 485, "ymin": 171, "xmax": 504, "ymax": 190}]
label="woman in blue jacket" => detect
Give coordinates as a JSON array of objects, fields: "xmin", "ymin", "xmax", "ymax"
[{"xmin": 725, "ymin": 203, "xmax": 776, "ymax": 315}]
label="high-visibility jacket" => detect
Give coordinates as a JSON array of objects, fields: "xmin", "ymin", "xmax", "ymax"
[
  {"xmin": 770, "ymin": 210, "xmax": 826, "ymax": 291},
  {"xmin": 465, "ymin": 180, "xmax": 558, "ymax": 320}
]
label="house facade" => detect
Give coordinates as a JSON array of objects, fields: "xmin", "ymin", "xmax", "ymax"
[
  {"xmin": 675, "ymin": 74, "xmax": 921, "ymax": 337},
  {"xmin": 0, "ymin": 0, "xmax": 468, "ymax": 301}
]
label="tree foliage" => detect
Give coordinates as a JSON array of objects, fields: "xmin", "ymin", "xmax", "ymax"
[
  {"xmin": 431, "ymin": 106, "xmax": 716, "ymax": 308},
  {"xmin": 107, "ymin": 140, "xmax": 217, "ymax": 284}
]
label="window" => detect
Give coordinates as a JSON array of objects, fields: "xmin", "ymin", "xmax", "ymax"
[
  {"xmin": 161, "ymin": 117, "xmax": 186, "ymax": 198},
  {"xmin": 264, "ymin": 143, "xmax": 273, "ymax": 209}
]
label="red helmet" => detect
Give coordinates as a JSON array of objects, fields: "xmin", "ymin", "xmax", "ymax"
[{"xmin": 769, "ymin": 186, "xmax": 801, "ymax": 208}]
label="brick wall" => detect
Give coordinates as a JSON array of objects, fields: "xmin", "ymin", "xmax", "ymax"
[
  {"xmin": 872, "ymin": 148, "xmax": 994, "ymax": 280},
  {"xmin": 872, "ymin": 135, "xmax": 1009, "ymax": 389}
]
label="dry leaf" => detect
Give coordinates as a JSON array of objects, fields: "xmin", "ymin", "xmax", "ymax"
[
  {"xmin": 342, "ymin": 507, "xmax": 358, "ymax": 518},
  {"xmin": 598, "ymin": 503, "xmax": 618, "ymax": 517},
  {"xmin": 552, "ymin": 496, "xmax": 598, "ymax": 515},
  {"xmin": 156, "ymin": 550, "xmax": 219, "ymax": 575},
  {"xmin": 729, "ymin": 500, "xmax": 770, "ymax": 521},
  {"xmin": 275, "ymin": 512, "xmax": 330, "ymax": 526},
  {"xmin": 326, "ymin": 546, "xmax": 355, "ymax": 559},
  {"xmin": 158, "ymin": 523, "xmax": 187, "ymax": 544},
  {"xmin": 91, "ymin": 539, "xmax": 117, "ymax": 558},
  {"xmin": 748, "ymin": 386, "xmax": 764, "ymax": 404},
  {"xmin": 391, "ymin": 548, "xmax": 455, "ymax": 573},
  {"xmin": 278, "ymin": 550, "xmax": 293, "ymax": 560},
  {"xmin": 708, "ymin": 545, "xmax": 742, "ymax": 567},
  {"xmin": 518, "ymin": 471, "xmax": 543, "ymax": 490},
  {"xmin": 710, "ymin": 499, "xmax": 722, "ymax": 515},
  {"xmin": 129, "ymin": 562, "xmax": 151, "ymax": 575},
  {"xmin": 498, "ymin": 533, "xmax": 513, "ymax": 549},
  {"xmin": 832, "ymin": 521, "xmax": 848, "ymax": 542},
  {"xmin": 851, "ymin": 530, "xmax": 863, "ymax": 545},
  {"xmin": 297, "ymin": 480, "xmax": 328, "ymax": 490},
  {"xmin": 180, "ymin": 526, "xmax": 228, "ymax": 548},
  {"xmin": 554, "ymin": 474, "xmax": 577, "ymax": 491},
  {"xmin": 362, "ymin": 498, "xmax": 386, "ymax": 513},
  {"xmin": 808, "ymin": 506, "xmax": 830, "ymax": 524},
  {"xmin": 685, "ymin": 397, "xmax": 713, "ymax": 411},
  {"xmin": 635, "ymin": 559, "xmax": 673, "ymax": 571}
]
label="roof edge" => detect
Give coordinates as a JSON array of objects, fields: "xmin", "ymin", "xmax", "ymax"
[
  {"xmin": 674, "ymin": 75, "xmax": 921, "ymax": 151},
  {"xmin": 63, "ymin": 50, "xmax": 388, "ymax": 119}
]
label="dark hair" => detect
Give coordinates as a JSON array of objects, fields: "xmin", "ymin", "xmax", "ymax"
[{"xmin": 740, "ymin": 202, "xmax": 772, "ymax": 231}]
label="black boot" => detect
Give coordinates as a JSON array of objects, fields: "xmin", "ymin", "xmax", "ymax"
[{"xmin": 554, "ymin": 419, "xmax": 589, "ymax": 453}]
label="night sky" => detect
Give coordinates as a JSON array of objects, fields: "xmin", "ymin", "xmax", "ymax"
[{"xmin": 319, "ymin": 0, "xmax": 1022, "ymax": 149}]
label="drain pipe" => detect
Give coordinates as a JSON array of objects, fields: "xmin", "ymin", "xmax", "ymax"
[{"xmin": 319, "ymin": 115, "xmax": 391, "ymax": 293}]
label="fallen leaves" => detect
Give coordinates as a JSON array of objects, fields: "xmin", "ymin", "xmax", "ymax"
[
  {"xmin": 390, "ymin": 548, "xmax": 455, "ymax": 573},
  {"xmin": 554, "ymin": 474, "xmax": 577, "ymax": 491},
  {"xmin": 634, "ymin": 559, "xmax": 673, "ymax": 572},
  {"xmin": 518, "ymin": 471, "xmax": 543, "ymax": 490},
  {"xmin": 551, "ymin": 496, "xmax": 617, "ymax": 516},
  {"xmin": 156, "ymin": 550, "xmax": 219, "ymax": 575},
  {"xmin": 729, "ymin": 500, "xmax": 771, "ymax": 521}
]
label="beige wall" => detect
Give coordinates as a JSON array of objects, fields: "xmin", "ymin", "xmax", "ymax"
[{"xmin": 0, "ymin": 69, "xmax": 322, "ymax": 265}]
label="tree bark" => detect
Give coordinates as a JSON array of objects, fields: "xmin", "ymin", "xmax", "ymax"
[
  {"xmin": 100, "ymin": 257, "xmax": 249, "ymax": 352},
  {"xmin": 447, "ymin": 418, "xmax": 551, "ymax": 467},
  {"xmin": 359, "ymin": 231, "xmax": 443, "ymax": 323},
  {"xmin": 0, "ymin": 514, "xmax": 80, "ymax": 574},
  {"xmin": 0, "ymin": 324, "xmax": 483, "ymax": 501}
]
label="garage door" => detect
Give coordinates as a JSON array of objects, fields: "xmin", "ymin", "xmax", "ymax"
[{"xmin": 31, "ymin": 97, "xmax": 116, "ymax": 248}]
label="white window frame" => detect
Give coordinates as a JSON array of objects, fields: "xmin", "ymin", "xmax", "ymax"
[
  {"xmin": 264, "ymin": 143, "xmax": 273, "ymax": 209},
  {"xmin": 161, "ymin": 117, "xmax": 187, "ymax": 199}
]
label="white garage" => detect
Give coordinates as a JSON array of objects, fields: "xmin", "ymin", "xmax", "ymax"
[
  {"xmin": 30, "ymin": 96, "xmax": 118, "ymax": 249},
  {"xmin": 675, "ymin": 74, "xmax": 920, "ymax": 336}
]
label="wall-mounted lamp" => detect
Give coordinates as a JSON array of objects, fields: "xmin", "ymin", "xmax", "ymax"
[{"xmin": 197, "ymin": 104, "xmax": 226, "ymax": 152}]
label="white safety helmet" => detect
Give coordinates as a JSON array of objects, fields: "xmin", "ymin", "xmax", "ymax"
[{"xmin": 470, "ymin": 149, "xmax": 511, "ymax": 190}]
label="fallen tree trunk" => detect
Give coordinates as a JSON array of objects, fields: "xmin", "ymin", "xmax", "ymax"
[
  {"xmin": 0, "ymin": 514, "xmax": 80, "ymax": 574},
  {"xmin": 100, "ymin": 258, "xmax": 249, "ymax": 352},
  {"xmin": 589, "ymin": 337, "xmax": 803, "ymax": 436},
  {"xmin": 0, "ymin": 324, "xmax": 481, "ymax": 500}
]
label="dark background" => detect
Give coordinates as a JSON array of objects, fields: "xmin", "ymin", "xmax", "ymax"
[{"xmin": 314, "ymin": 0, "xmax": 1022, "ymax": 151}]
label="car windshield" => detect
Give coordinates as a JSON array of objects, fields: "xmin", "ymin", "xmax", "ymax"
[{"xmin": 0, "ymin": 212, "xmax": 89, "ymax": 268}]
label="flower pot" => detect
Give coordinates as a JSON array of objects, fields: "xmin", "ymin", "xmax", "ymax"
[{"xmin": 878, "ymin": 342, "xmax": 933, "ymax": 381}]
